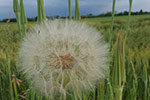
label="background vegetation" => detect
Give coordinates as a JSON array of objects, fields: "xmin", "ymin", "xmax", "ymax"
[{"xmin": 0, "ymin": 14, "xmax": 150, "ymax": 100}]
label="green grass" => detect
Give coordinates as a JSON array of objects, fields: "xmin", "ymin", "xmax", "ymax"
[{"xmin": 0, "ymin": 15, "xmax": 150, "ymax": 100}]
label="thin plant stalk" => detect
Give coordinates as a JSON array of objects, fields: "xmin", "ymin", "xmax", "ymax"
[
  {"xmin": 148, "ymin": 76, "xmax": 150, "ymax": 100},
  {"xmin": 68, "ymin": 0, "xmax": 72, "ymax": 20},
  {"xmin": 126, "ymin": 0, "xmax": 133, "ymax": 34},
  {"xmin": 11, "ymin": 75, "xmax": 21, "ymax": 100},
  {"xmin": 12, "ymin": 79, "xmax": 18, "ymax": 100},
  {"xmin": 106, "ymin": 78, "xmax": 114, "ymax": 100},
  {"xmin": 29, "ymin": 88, "xmax": 36, "ymax": 100},
  {"xmin": 37, "ymin": 0, "xmax": 46, "ymax": 23},
  {"xmin": 109, "ymin": 0, "xmax": 116, "ymax": 47},
  {"xmin": 4, "ymin": 49, "xmax": 14, "ymax": 100},
  {"xmin": 13, "ymin": 0, "xmax": 22, "ymax": 39},
  {"xmin": 131, "ymin": 61, "xmax": 138, "ymax": 100},
  {"xmin": 92, "ymin": 88, "xmax": 96, "ymax": 100},
  {"xmin": 143, "ymin": 61, "xmax": 148, "ymax": 100},
  {"xmin": 20, "ymin": 0, "xmax": 28, "ymax": 37},
  {"xmin": 98, "ymin": 82, "xmax": 104, "ymax": 100},
  {"xmin": 124, "ymin": 0, "xmax": 132, "ymax": 44},
  {"xmin": 108, "ymin": 1, "xmax": 116, "ymax": 100},
  {"xmin": 106, "ymin": 1, "xmax": 116, "ymax": 100},
  {"xmin": 74, "ymin": 0, "xmax": 81, "ymax": 20}
]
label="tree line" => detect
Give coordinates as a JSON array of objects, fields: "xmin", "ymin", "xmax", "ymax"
[{"xmin": 0, "ymin": 9, "xmax": 150, "ymax": 22}]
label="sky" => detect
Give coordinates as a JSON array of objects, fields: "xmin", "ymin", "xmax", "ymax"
[{"xmin": 0, "ymin": 0, "xmax": 150, "ymax": 20}]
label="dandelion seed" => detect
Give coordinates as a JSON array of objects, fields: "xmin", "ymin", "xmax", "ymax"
[{"xmin": 17, "ymin": 20, "xmax": 108, "ymax": 99}]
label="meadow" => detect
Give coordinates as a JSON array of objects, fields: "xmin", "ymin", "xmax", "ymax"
[{"xmin": 0, "ymin": 14, "xmax": 150, "ymax": 100}]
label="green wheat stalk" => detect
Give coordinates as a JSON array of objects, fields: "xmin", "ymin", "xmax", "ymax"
[
  {"xmin": 37, "ymin": 0, "xmax": 46, "ymax": 23},
  {"xmin": 106, "ymin": 78, "xmax": 114, "ymax": 100},
  {"xmin": 74, "ymin": 0, "xmax": 81, "ymax": 20},
  {"xmin": 108, "ymin": 0, "xmax": 116, "ymax": 99},
  {"xmin": 11, "ymin": 76, "xmax": 19, "ymax": 100},
  {"xmin": 112, "ymin": 34, "xmax": 126, "ymax": 100},
  {"xmin": 68, "ymin": 0, "xmax": 72, "ymax": 20},
  {"xmin": 126, "ymin": 0, "xmax": 133, "ymax": 34},
  {"xmin": 109, "ymin": 0, "xmax": 116, "ymax": 47},
  {"xmin": 4, "ymin": 49, "xmax": 14, "ymax": 100},
  {"xmin": 112, "ymin": 0, "xmax": 133, "ymax": 100},
  {"xmin": 124, "ymin": 0, "xmax": 132, "ymax": 44},
  {"xmin": 131, "ymin": 61, "xmax": 138, "ymax": 100},
  {"xmin": 13, "ymin": 0, "xmax": 22, "ymax": 39},
  {"xmin": 143, "ymin": 61, "xmax": 148, "ymax": 100},
  {"xmin": 20, "ymin": 0, "xmax": 28, "ymax": 37}
]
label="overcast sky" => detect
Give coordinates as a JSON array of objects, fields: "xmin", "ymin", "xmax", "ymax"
[{"xmin": 0, "ymin": 0, "xmax": 150, "ymax": 20}]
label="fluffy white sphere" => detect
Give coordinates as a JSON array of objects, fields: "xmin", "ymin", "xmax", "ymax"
[{"xmin": 17, "ymin": 20, "xmax": 108, "ymax": 99}]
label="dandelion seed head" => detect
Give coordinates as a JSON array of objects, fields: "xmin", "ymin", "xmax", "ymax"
[{"xmin": 17, "ymin": 20, "xmax": 109, "ymax": 99}]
